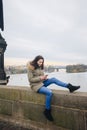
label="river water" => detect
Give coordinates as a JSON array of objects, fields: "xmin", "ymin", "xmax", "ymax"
[{"xmin": 7, "ymin": 70, "xmax": 87, "ymax": 92}]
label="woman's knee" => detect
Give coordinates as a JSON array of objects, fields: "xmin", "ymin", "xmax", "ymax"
[
  {"xmin": 51, "ymin": 77, "xmax": 56, "ymax": 81},
  {"xmin": 47, "ymin": 90, "xmax": 53, "ymax": 97}
]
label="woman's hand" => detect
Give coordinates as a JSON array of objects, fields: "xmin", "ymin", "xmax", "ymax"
[{"xmin": 40, "ymin": 75, "xmax": 48, "ymax": 80}]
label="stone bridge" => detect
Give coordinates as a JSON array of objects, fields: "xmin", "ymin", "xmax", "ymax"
[{"xmin": 0, "ymin": 85, "xmax": 87, "ymax": 130}]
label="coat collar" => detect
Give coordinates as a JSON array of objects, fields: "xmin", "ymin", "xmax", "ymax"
[{"xmin": 27, "ymin": 62, "xmax": 35, "ymax": 70}]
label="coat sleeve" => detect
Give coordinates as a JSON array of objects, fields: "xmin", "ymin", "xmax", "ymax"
[{"xmin": 27, "ymin": 69, "xmax": 41, "ymax": 83}]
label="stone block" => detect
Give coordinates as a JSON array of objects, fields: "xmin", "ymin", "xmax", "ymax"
[
  {"xmin": 21, "ymin": 102, "xmax": 46, "ymax": 123},
  {"xmin": 0, "ymin": 87, "xmax": 20, "ymax": 101},
  {"xmin": 52, "ymin": 90, "xmax": 87, "ymax": 110},
  {"xmin": 52, "ymin": 106, "xmax": 85, "ymax": 130},
  {"xmin": 0, "ymin": 99, "xmax": 13, "ymax": 115}
]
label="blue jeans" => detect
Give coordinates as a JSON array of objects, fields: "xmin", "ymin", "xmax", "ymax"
[{"xmin": 38, "ymin": 77, "xmax": 68, "ymax": 110}]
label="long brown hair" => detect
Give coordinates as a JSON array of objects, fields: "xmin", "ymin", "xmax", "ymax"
[{"xmin": 30, "ymin": 55, "xmax": 44, "ymax": 69}]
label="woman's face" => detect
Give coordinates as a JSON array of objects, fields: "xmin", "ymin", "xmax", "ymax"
[{"xmin": 37, "ymin": 59, "xmax": 44, "ymax": 67}]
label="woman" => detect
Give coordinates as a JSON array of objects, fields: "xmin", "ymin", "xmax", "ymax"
[{"xmin": 27, "ymin": 55, "xmax": 80, "ymax": 121}]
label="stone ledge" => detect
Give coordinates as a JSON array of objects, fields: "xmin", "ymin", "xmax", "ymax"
[
  {"xmin": 0, "ymin": 80, "xmax": 7, "ymax": 85},
  {"xmin": 0, "ymin": 85, "xmax": 87, "ymax": 130},
  {"xmin": 0, "ymin": 85, "xmax": 87, "ymax": 110}
]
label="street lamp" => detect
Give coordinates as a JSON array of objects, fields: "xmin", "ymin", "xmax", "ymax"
[{"xmin": 0, "ymin": 0, "xmax": 10, "ymax": 84}]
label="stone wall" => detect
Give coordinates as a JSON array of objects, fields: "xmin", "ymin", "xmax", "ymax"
[{"xmin": 0, "ymin": 85, "xmax": 87, "ymax": 130}]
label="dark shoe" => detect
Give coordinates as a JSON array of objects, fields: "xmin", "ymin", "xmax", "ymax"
[
  {"xmin": 67, "ymin": 83, "xmax": 80, "ymax": 93},
  {"xmin": 43, "ymin": 109, "xmax": 54, "ymax": 121}
]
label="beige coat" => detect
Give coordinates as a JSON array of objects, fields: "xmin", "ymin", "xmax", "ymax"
[{"xmin": 27, "ymin": 62, "xmax": 44, "ymax": 92}]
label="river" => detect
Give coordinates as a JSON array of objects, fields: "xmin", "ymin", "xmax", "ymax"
[{"xmin": 7, "ymin": 70, "xmax": 87, "ymax": 92}]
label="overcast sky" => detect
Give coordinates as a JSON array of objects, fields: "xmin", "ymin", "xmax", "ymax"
[{"xmin": 1, "ymin": 0, "xmax": 87, "ymax": 66}]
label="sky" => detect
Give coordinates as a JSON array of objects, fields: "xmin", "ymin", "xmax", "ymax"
[{"xmin": 1, "ymin": 0, "xmax": 87, "ymax": 66}]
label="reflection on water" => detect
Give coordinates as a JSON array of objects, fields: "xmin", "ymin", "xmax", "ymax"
[{"xmin": 7, "ymin": 71, "xmax": 87, "ymax": 92}]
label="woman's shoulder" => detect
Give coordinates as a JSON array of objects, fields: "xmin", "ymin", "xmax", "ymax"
[{"xmin": 26, "ymin": 61, "xmax": 34, "ymax": 71}]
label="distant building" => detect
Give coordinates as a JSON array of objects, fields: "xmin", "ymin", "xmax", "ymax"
[{"xmin": 66, "ymin": 64, "xmax": 87, "ymax": 73}]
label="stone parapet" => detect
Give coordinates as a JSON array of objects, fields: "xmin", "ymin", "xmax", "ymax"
[{"xmin": 0, "ymin": 85, "xmax": 87, "ymax": 130}]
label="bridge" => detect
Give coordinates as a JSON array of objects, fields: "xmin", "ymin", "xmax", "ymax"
[
  {"xmin": 0, "ymin": 85, "xmax": 86, "ymax": 130},
  {"xmin": 45, "ymin": 66, "xmax": 66, "ymax": 72}
]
